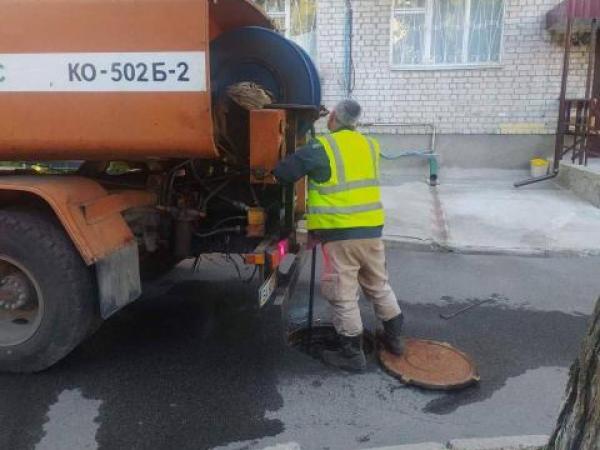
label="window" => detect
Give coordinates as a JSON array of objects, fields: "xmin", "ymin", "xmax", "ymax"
[
  {"xmin": 391, "ymin": 0, "xmax": 504, "ymax": 68},
  {"xmin": 253, "ymin": 0, "xmax": 317, "ymax": 59},
  {"xmin": 255, "ymin": 0, "xmax": 288, "ymax": 33}
]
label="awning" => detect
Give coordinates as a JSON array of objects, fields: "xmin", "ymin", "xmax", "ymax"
[{"xmin": 547, "ymin": 0, "xmax": 600, "ymax": 32}]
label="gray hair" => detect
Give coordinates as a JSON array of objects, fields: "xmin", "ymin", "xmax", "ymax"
[{"xmin": 333, "ymin": 99, "xmax": 362, "ymax": 128}]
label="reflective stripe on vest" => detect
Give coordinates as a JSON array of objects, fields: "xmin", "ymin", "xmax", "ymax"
[
  {"xmin": 308, "ymin": 202, "xmax": 384, "ymax": 215},
  {"xmin": 323, "ymin": 134, "xmax": 346, "ymax": 183},
  {"xmin": 309, "ymin": 178, "xmax": 380, "ymax": 195},
  {"xmin": 307, "ymin": 130, "xmax": 384, "ymax": 230},
  {"xmin": 308, "ymin": 134, "xmax": 380, "ymax": 194}
]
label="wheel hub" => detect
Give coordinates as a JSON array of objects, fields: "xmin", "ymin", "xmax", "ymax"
[
  {"xmin": 0, "ymin": 258, "xmax": 43, "ymax": 346},
  {"xmin": 0, "ymin": 272, "xmax": 32, "ymax": 311}
]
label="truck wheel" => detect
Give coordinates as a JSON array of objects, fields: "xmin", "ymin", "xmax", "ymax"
[{"xmin": 0, "ymin": 210, "xmax": 98, "ymax": 372}]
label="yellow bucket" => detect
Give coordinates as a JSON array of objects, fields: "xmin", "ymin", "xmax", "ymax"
[{"xmin": 530, "ymin": 158, "xmax": 549, "ymax": 177}]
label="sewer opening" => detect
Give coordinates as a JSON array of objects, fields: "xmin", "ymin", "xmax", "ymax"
[
  {"xmin": 288, "ymin": 324, "xmax": 376, "ymax": 360},
  {"xmin": 12, "ymin": 318, "xmax": 29, "ymax": 325}
]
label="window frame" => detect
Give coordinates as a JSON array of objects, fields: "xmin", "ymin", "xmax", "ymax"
[
  {"xmin": 258, "ymin": 0, "xmax": 292, "ymax": 37},
  {"xmin": 257, "ymin": 0, "xmax": 317, "ymax": 60},
  {"xmin": 389, "ymin": 0, "xmax": 506, "ymax": 71}
]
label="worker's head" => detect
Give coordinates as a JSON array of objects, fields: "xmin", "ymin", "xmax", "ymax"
[{"xmin": 328, "ymin": 99, "xmax": 362, "ymax": 132}]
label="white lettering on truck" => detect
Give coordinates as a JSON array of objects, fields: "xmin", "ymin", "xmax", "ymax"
[{"xmin": 0, "ymin": 52, "xmax": 206, "ymax": 92}]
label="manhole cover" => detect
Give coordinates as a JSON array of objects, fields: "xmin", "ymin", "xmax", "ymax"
[
  {"xmin": 379, "ymin": 338, "xmax": 479, "ymax": 390},
  {"xmin": 289, "ymin": 324, "xmax": 375, "ymax": 360}
]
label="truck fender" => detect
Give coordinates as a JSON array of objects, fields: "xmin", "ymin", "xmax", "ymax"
[{"xmin": 0, "ymin": 176, "xmax": 156, "ymax": 317}]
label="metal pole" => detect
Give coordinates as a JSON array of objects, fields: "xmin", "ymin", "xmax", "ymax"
[
  {"xmin": 554, "ymin": 16, "xmax": 573, "ymax": 173},
  {"xmin": 584, "ymin": 20, "xmax": 598, "ymax": 165},
  {"xmin": 514, "ymin": 172, "xmax": 558, "ymax": 188},
  {"xmin": 585, "ymin": 20, "xmax": 597, "ymax": 100},
  {"xmin": 594, "ymin": 26, "xmax": 600, "ymax": 98},
  {"xmin": 306, "ymin": 245, "xmax": 317, "ymax": 349},
  {"xmin": 515, "ymin": 15, "xmax": 573, "ymax": 188}
]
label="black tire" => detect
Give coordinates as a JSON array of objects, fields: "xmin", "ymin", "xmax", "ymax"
[{"xmin": 0, "ymin": 209, "xmax": 99, "ymax": 372}]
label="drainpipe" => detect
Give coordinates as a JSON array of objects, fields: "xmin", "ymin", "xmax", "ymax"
[{"xmin": 343, "ymin": 0, "xmax": 354, "ymax": 98}]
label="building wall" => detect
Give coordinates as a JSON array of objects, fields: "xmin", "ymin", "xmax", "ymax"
[{"xmin": 315, "ymin": 0, "xmax": 591, "ymax": 168}]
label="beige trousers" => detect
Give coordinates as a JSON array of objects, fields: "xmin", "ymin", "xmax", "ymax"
[{"xmin": 320, "ymin": 238, "xmax": 401, "ymax": 337}]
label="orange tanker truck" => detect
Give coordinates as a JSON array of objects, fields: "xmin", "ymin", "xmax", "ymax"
[{"xmin": 0, "ymin": 0, "xmax": 320, "ymax": 372}]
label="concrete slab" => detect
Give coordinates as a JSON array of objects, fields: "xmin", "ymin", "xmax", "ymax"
[
  {"xmin": 441, "ymin": 175, "xmax": 600, "ymax": 256},
  {"xmin": 447, "ymin": 435, "xmax": 548, "ymax": 450},
  {"xmin": 581, "ymin": 158, "xmax": 600, "ymax": 174},
  {"xmin": 382, "ymin": 182, "xmax": 435, "ymax": 245},
  {"xmin": 381, "ymin": 169, "xmax": 600, "ymax": 256},
  {"xmin": 556, "ymin": 161, "xmax": 600, "ymax": 208}
]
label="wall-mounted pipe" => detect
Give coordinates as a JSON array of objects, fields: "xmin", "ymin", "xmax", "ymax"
[
  {"xmin": 343, "ymin": 0, "xmax": 355, "ymax": 98},
  {"xmin": 513, "ymin": 172, "xmax": 558, "ymax": 188},
  {"xmin": 359, "ymin": 122, "xmax": 437, "ymax": 153},
  {"xmin": 358, "ymin": 122, "xmax": 439, "ymax": 186}
]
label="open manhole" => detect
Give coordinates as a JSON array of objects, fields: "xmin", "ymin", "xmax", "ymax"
[
  {"xmin": 12, "ymin": 318, "xmax": 29, "ymax": 325},
  {"xmin": 379, "ymin": 338, "xmax": 480, "ymax": 390},
  {"xmin": 288, "ymin": 324, "xmax": 375, "ymax": 360}
]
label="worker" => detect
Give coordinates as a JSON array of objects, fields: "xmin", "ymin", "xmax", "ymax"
[{"xmin": 273, "ymin": 99, "xmax": 405, "ymax": 372}]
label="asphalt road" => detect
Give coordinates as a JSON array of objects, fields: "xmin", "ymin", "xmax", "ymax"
[{"xmin": 0, "ymin": 249, "xmax": 599, "ymax": 450}]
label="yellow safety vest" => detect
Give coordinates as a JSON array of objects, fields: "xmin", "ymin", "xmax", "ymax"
[{"xmin": 307, "ymin": 130, "xmax": 385, "ymax": 230}]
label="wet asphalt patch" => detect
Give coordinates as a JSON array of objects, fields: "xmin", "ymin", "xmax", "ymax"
[
  {"xmin": 0, "ymin": 279, "xmax": 287, "ymax": 450},
  {"xmin": 284, "ymin": 289, "xmax": 590, "ymax": 415},
  {"xmin": 399, "ymin": 300, "xmax": 589, "ymax": 415},
  {"xmin": 0, "ymin": 255, "xmax": 593, "ymax": 449}
]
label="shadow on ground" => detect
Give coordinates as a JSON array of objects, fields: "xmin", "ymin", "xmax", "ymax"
[
  {"xmin": 401, "ymin": 299, "xmax": 588, "ymax": 414},
  {"xmin": 0, "ymin": 279, "xmax": 287, "ymax": 450},
  {"xmin": 0, "ymin": 271, "xmax": 591, "ymax": 450}
]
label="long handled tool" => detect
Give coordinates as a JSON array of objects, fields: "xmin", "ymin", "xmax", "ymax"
[
  {"xmin": 440, "ymin": 298, "xmax": 494, "ymax": 320},
  {"xmin": 306, "ymin": 245, "xmax": 317, "ymax": 349}
]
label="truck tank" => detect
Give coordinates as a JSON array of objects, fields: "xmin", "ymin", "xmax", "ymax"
[{"xmin": 0, "ymin": 0, "xmax": 319, "ymax": 161}]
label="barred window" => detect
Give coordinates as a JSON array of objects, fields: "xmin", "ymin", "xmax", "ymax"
[
  {"xmin": 391, "ymin": 0, "xmax": 504, "ymax": 68},
  {"xmin": 253, "ymin": 0, "xmax": 317, "ymax": 59}
]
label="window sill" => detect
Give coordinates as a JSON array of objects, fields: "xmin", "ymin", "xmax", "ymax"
[{"xmin": 390, "ymin": 63, "xmax": 503, "ymax": 71}]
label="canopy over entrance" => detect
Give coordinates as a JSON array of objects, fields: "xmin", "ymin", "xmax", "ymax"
[{"xmin": 547, "ymin": 0, "xmax": 600, "ymax": 32}]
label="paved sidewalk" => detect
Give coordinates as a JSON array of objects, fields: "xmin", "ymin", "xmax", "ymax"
[{"xmin": 382, "ymin": 169, "xmax": 600, "ymax": 256}]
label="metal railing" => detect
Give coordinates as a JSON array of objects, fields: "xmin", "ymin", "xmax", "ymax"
[{"xmin": 557, "ymin": 98, "xmax": 600, "ymax": 165}]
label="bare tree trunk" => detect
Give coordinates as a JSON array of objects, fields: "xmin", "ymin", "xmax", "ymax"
[{"xmin": 547, "ymin": 298, "xmax": 600, "ymax": 450}]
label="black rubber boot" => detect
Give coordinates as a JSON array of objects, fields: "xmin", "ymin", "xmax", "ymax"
[
  {"xmin": 321, "ymin": 334, "xmax": 367, "ymax": 372},
  {"xmin": 382, "ymin": 314, "xmax": 406, "ymax": 356}
]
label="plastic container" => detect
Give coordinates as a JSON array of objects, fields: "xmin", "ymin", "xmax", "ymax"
[{"xmin": 530, "ymin": 158, "xmax": 549, "ymax": 177}]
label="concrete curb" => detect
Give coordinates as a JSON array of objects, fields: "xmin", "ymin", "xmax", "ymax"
[
  {"xmin": 556, "ymin": 161, "xmax": 600, "ymax": 208},
  {"xmin": 382, "ymin": 235, "xmax": 600, "ymax": 258},
  {"xmin": 365, "ymin": 443, "xmax": 446, "ymax": 450},
  {"xmin": 448, "ymin": 435, "xmax": 548, "ymax": 450},
  {"xmin": 365, "ymin": 435, "xmax": 548, "ymax": 450}
]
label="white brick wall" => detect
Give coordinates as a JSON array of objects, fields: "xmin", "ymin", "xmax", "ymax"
[{"xmin": 315, "ymin": 0, "xmax": 590, "ymax": 135}]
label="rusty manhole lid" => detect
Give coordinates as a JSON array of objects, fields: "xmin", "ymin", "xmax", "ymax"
[{"xmin": 379, "ymin": 338, "xmax": 480, "ymax": 390}]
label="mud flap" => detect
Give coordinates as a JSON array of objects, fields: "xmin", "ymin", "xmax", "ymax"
[{"xmin": 96, "ymin": 243, "xmax": 142, "ymax": 319}]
